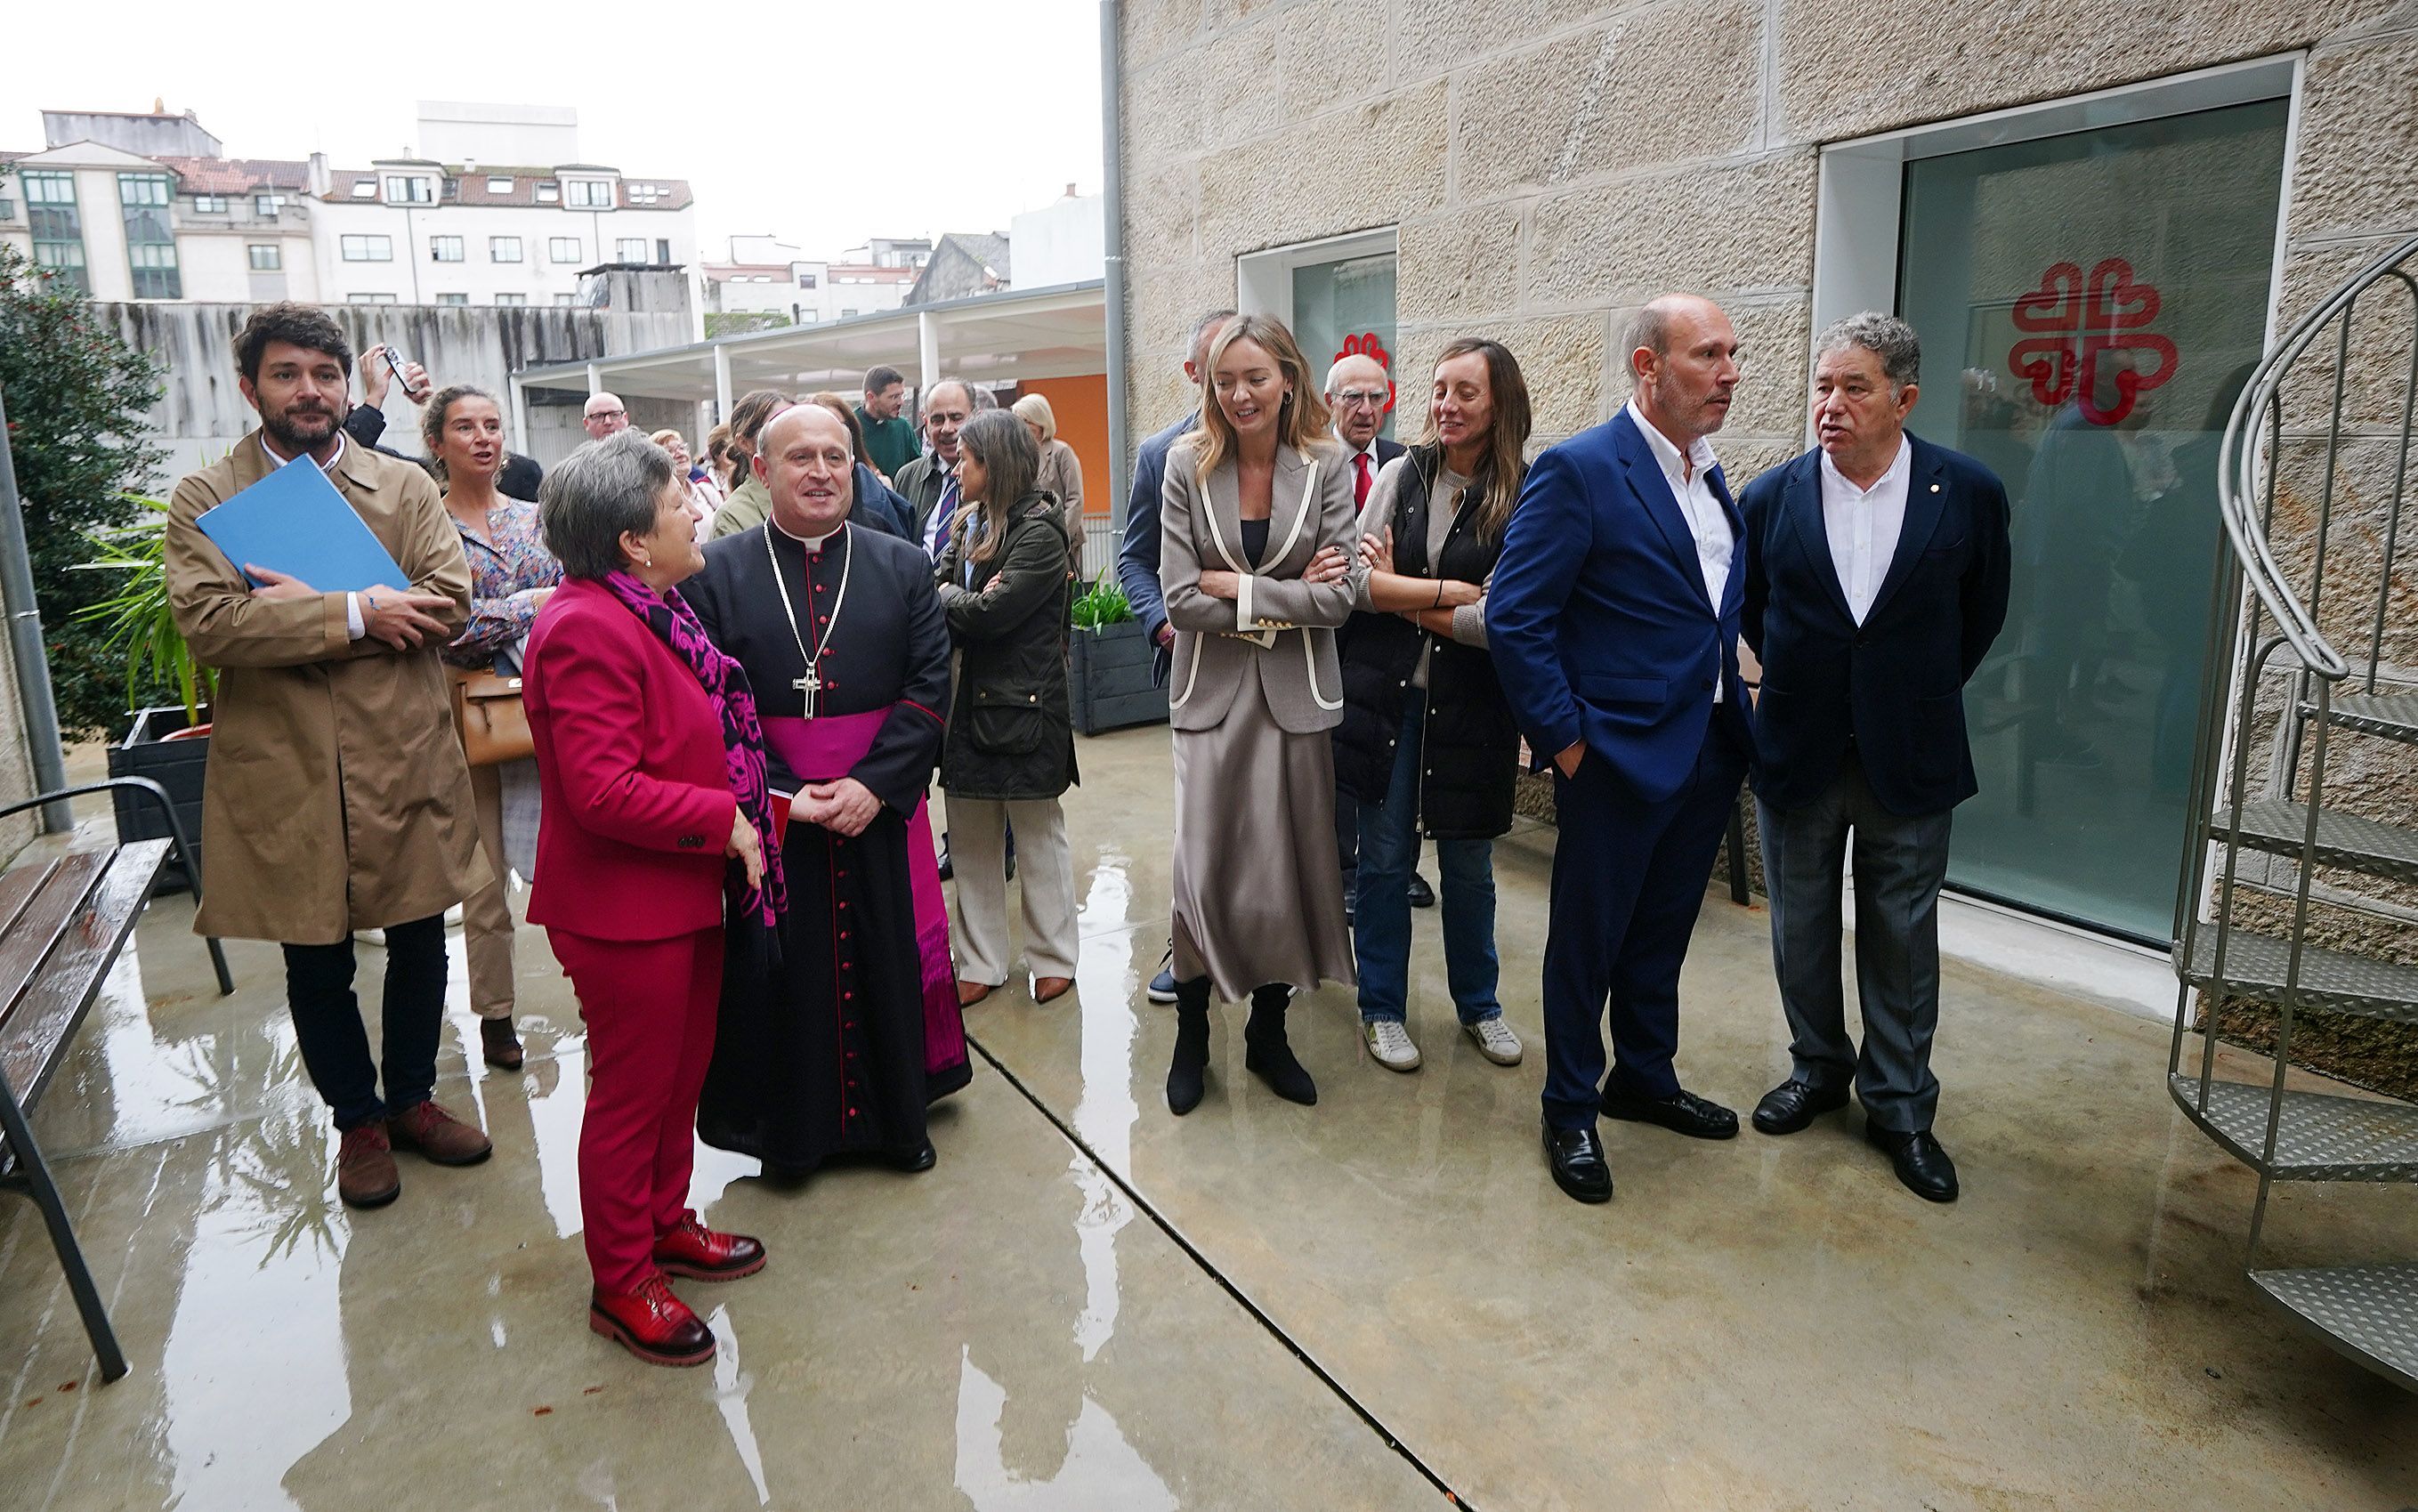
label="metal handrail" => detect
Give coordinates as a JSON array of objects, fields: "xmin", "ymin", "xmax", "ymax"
[{"xmin": 2217, "ymin": 232, "xmax": 2418, "ymax": 683}]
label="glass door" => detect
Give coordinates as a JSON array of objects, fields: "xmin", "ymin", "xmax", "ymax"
[
  {"xmin": 1896, "ymin": 98, "xmax": 2288, "ymax": 942},
  {"xmin": 1292, "ymin": 252, "xmax": 1399, "ymax": 440}
]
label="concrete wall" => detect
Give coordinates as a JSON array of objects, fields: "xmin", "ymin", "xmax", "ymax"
[
  {"xmin": 106, "ymin": 300, "xmax": 694, "ymax": 483},
  {"xmin": 1012, "ymin": 193, "xmax": 1108, "ymax": 289},
  {"xmin": 1115, "ymin": 0, "xmax": 2418, "ymax": 483}
]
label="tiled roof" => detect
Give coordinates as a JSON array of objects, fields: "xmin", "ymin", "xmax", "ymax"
[{"xmin": 151, "ymin": 155, "xmax": 311, "ymax": 194}]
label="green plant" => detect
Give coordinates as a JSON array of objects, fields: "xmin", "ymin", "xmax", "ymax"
[
  {"xmin": 73, "ymin": 494, "xmax": 213, "ymax": 724},
  {"xmin": 0, "ymin": 244, "xmax": 168, "ymax": 736},
  {"xmin": 1070, "ymin": 570, "xmax": 1135, "ymax": 631}
]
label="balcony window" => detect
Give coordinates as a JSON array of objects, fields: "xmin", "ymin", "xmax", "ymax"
[
  {"xmin": 25, "ymin": 171, "xmax": 89, "ymax": 293},
  {"xmin": 116, "ymin": 173, "xmax": 180, "ymax": 298}
]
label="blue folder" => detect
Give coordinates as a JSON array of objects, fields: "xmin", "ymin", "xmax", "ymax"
[{"xmin": 194, "ymin": 454, "xmax": 410, "ymax": 593}]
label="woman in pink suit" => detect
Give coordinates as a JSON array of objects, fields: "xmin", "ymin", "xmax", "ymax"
[{"xmin": 524, "ymin": 432, "xmax": 783, "ymax": 1367}]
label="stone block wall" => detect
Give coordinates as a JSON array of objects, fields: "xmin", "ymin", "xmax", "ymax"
[{"xmin": 1117, "ymin": 0, "xmax": 2417, "ymax": 471}]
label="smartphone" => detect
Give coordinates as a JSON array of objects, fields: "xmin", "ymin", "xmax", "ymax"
[{"xmin": 383, "ymin": 347, "xmax": 425, "ymax": 401}]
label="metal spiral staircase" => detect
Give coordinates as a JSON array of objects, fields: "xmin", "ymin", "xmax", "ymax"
[{"xmin": 2170, "ymin": 232, "xmax": 2418, "ymax": 1391}]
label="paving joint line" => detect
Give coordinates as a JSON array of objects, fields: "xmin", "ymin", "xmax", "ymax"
[{"xmin": 964, "ymin": 1030, "xmax": 1476, "ymax": 1510}]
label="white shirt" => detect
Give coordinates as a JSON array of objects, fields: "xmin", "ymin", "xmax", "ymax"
[
  {"xmin": 1623, "ymin": 400, "xmax": 1734, "ymax": 700},
  {"xmin": 1335, "ymin": 428, "xmax": 1382, "ymax": 503},
  {"xmin": 261, "ymin": 432, "xmax": 371, "ymax": 641},
  {"xmin": 1818, "ymin": 437, "xmax": 1912, "ymax": 626}
]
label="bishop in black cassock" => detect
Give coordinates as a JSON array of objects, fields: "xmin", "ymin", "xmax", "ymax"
[{"xmin": 684, "ymin": 507, "xmax": 960, "ymax": 1173}]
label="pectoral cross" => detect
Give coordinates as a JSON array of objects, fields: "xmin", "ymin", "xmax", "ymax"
[{"xmin": 793, "ymin": 662, "xmax": 821, "ymax": 719}]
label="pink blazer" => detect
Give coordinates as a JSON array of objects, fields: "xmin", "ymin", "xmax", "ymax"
[{"xmin": 524, "ymin": 577, "xmax": 736, "ymax": 942}]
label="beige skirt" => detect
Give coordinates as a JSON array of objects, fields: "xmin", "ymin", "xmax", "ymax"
[{"xmin": 1169, "ymin": 695, "xmax": 1355, "ymax": 1003}]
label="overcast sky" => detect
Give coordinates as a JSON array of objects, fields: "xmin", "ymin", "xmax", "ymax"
[{"xmin": 3, "ymin": 0, "xmax": 1105, "ymax": 257}]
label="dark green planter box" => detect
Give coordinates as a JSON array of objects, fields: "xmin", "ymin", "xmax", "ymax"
[
  {"xmin": 107, "ymin": 706, "xmax": 209, "ymax": 894},
  {"xmin": 1071, "ymin": 621, "xmax": 1168, "ymax": 736}
]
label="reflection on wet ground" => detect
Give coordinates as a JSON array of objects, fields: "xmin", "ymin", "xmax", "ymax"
[{"xmin": 4, "ymin": 725, "xmax": 2415, "ymax": 1509}]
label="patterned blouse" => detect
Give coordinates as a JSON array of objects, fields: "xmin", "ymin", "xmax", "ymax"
[{"xmin": 441, "ymin": 497, "xmax": 564, "ymax": 669}]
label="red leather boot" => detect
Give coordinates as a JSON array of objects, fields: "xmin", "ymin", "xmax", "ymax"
[
  {"xmin": 589, "ymin": 1274, "xmax": 715, "ymax": 1366},
  {"xmin": 653, "ymin": 1213, "xmax": 767, "ymax": 1281}
]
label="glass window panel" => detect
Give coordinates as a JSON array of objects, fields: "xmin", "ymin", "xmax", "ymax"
[
  {"xmin": 247, "ymin": 243, "xmax": 280, "ymax": 270},
  {"xmin": 549, "ymin": 237, "xmax": 581, "ymax": 263},
  {"xmin": 1896, "ymin": 97, "xmax": 2288, "ymax": 941},
  {"xmin": 495, "ymin": 293, "xmax": 527, "ymax": 306},
  {"xmin": 1292, "ymin": 252, "xmax": 1400, "ymax": 440},
  {"xmin": 491, "ymin": 237, "xmax": 522, "ymax": 263},
  {"xmin": 431, "ymin": 236, "xmax": 464, "ymax": 263},
  {"xmin": 436, "ymin": 293, "xmax": 468, "ymax": 306}
]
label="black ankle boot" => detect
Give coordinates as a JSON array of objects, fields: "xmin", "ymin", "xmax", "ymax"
[
  {"xmin": 1243, "ymin": 984, "xmax": 1316, "ymax": 1106},
  {"xmin": 1166, "ymin": 978, "xmax": 1212, "ymax": 1116}
]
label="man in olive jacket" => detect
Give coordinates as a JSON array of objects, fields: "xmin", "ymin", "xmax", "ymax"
[{"xmin": 165, "ymin": 303, "xmax": 494, "ymax": 1210}]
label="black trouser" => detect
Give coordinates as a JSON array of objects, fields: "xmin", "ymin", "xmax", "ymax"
[{"xmin": 280, "ymin": 916, "xmax": 449, "ymax": 1132}]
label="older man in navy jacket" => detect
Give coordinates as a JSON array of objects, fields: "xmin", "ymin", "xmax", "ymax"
[
  {"xmin": 1737, "ymin": 312, "xmax": 2010, "ymax": 1203},
  {"xmin": 1490, "ymin": 293, "xmax": 1756, "ymax": 1205}
]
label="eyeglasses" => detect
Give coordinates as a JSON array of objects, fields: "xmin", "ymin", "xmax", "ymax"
[
  {"xmin": 1331, "ymin": 389, "xmax": 1388, "ymax": 410},
  {"xmin": 588, "ymin": 408, "xmax": 626, "ymax": 421}
]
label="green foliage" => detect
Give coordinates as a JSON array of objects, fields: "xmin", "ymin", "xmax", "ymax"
[
  {"xmin": 1070, "ymin": 570, "xmax": 1136, "ymax": 630},
  {"xmin": 73, "ymin": 495, "xmax": 214, "ymax": 724},
  {"xmin": 0, "ymin": 244, "xmax": 168, "ymax": 737},
  {"xmin": 704, "ymin": 311, "xmax": 791, "ymax": 338}
]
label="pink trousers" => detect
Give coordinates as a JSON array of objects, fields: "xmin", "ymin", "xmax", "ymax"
[{"xmin": 550, "ymin": 926, "xmax": 724, "ymax": 1293}]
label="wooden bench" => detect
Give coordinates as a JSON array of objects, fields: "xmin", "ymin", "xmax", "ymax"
[{"xmin": 0, "ymin": 778, "xmax": 230, "ymax": 1383}]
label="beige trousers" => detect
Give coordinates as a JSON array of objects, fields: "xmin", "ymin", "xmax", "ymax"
[
  {"xmin": 463, "ymin": 759, "xmax": 518, "ymax": 1021},
  {"xmin": 946, "ymin": 795, "xmax": 1080, "ymax": 986}
]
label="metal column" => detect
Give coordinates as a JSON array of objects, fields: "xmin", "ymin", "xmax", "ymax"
[{"xmin": 0, "ymin": 384, "xmax": 73, "ymax": 834}]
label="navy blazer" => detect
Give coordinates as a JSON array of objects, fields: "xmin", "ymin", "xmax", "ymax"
[
  {"xmin": 1737, "ymin": 434, "xmax": 2011, "ymax": 817},
  {"xmin": 1116, "ymin": 410, "xmax": 1197, "ymax": 683},
  {"xmin": 1488, "ymin": 408, "xmax": 1753, "ymax": 805}
]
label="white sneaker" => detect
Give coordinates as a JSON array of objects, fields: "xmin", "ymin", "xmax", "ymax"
[
  {"xmin": 1465, "ymin": 1016, "xmax": 1523, "ymax": 1065},
  {"xmin": 1362, "ymin": 1019, "xmax": 1421, "ymax": 1072}
]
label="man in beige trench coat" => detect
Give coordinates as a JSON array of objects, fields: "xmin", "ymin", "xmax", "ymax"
[{"xmin": 166, "ymin": 303, "xmax": 496, "ymax": 1209}]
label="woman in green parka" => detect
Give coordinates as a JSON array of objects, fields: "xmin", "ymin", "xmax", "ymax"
[{"xmin": 934, "ymin": 409, "xmax": 1080, "ymax": 1008}]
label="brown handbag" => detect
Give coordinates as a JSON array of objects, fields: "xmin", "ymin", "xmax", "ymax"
[{"xmin": 449, "ymin": 667, "xmax": 534, "ymax": 767}]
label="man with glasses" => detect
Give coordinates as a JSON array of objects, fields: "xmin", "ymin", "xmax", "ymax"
[
  {"xmin": 582, "ymin": 392, "xmax": 630, "ymax": 441},
  {"xmin": 895, "ymin": 379, "xmax": 976, "ymax": 561},
  {"xmin": 1326, "ymin": 352, "xmax": 1430, "ymax": 915}
]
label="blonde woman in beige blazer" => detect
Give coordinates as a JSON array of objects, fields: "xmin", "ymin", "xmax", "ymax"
[{"xmin": 1157, "ymin": 314, "xmax": 1362, "ymax": 1117}]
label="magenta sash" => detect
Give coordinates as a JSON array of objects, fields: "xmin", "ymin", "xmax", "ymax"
[{"xmin": 761, "ymin": 711, "xmax": 966, "ymax": 1088}]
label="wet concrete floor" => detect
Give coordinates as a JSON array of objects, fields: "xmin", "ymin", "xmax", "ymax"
[{"xmin": 2, "ymin": 724, "xmax": 2414, "ymax": 1509}]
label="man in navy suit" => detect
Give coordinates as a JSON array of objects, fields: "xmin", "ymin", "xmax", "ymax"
[
  {"xmin": 1490, "ymin": 293, "xmax": 1756, "ymax": 1204},
  {"xmin": 1323, "ymin": 349, "xmax": 1427, "ymax": 917},
  {"xmin": 1119, "ymin": 307, "xmax": 1234, "ymax": 1003},
  {"xmin": 1737, "ymin": 312, "xmax": 2010, "ymax": 1203}
]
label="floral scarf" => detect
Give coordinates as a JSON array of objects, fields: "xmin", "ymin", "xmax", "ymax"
[{"xmin": 601, "ymin": 570, "xmax": 787, "ymax": 926}]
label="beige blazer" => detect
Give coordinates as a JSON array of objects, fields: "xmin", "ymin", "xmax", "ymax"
[
  {"xmin": 1036, "ymin": 438, "xmax": 1086, "ymax": 559},
  {"xmin": 1159, "ymin": 433, "xmax": 1360, "ymax": 733}
]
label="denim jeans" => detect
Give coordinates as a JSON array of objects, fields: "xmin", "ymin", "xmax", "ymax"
[
  {"xmin": 280, "ymin": 915, "xmax": 449, "ymax": 1131},
  {"xmin": 1354, "ymin": 700, "xmax": 1502, "ymax": 1026}
]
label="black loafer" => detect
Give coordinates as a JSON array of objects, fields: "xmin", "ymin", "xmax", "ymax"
[
  {"xmin": 889, "ymin": 1138, "xmax": 938, "ymax": 1174},
  {"xmin": 1751, "ymin": 1078, "xmax": 1849, "ymax": 1136},
  {"xmin": 1408, "ymin": 874, "xmax": 1436, "ymax": 909},
  {"xmin": 1542, "ymin": 1120, "xmax": 1613, "ymax": 1204},
  {"xmin": 1866, "ymin": 1121, "xmax": 1959, "ymax": 1202},
  {"xmin": 1600, "ymin": 1085, "xmax": 1739, "ymax": 1140}
]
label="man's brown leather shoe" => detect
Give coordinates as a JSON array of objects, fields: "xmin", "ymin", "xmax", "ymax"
[
  {"xmin": 654, "ymin": 1214, "xmax": 766, "ymax": 1281},
  {"xmin": 336, "ymin": 1124, "xmax": 401, "ymax": 1209},
  {"xmin": 590, "ymin": 1275, "xmax": 716, "ymax": 1367},
  {"xmin": 481, "ymin": 1018, "xmax": 524, "ymax": 1071},
  {"xmin": 386, "ymin": 1100, "xmax": 493, "ymax": 1166}
]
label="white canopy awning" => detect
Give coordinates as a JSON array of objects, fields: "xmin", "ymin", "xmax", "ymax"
[{"xmin": 512, "ymin": 279, "xmax": 1104, "ymax": 404}]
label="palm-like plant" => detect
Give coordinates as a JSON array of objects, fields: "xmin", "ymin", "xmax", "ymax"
[
  {"xmin": 1070, "ymin": 569, "xmax": 1136, "ymax": 631},
  {"xmin": 72, "ymin": 494, "xmax": 214, "ymax": 725}
]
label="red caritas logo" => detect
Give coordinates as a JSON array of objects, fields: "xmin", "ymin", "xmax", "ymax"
[
  {"xmin": 2007, "ymin": 258, "xmax": 2179, "ymax": 426},
  {"xmin": 1335, "ymin": 331, "xmax": 1396, "ymax": 415}
]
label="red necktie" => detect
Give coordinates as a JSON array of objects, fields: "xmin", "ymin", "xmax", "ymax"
[{"xmin": 1354, "ymin": 451, "xmax": 1371, "ymax": 511}]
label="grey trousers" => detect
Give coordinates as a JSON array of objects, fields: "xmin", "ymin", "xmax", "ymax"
[{"xmin": 1756, "ymin": 750, "xmax": 1953, "ymax": 1132}]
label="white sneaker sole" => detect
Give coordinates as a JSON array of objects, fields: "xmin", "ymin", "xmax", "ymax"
[{"xmin": 1465, "ymin": 1023, "xmax": 1524, "ymax": 1066}]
